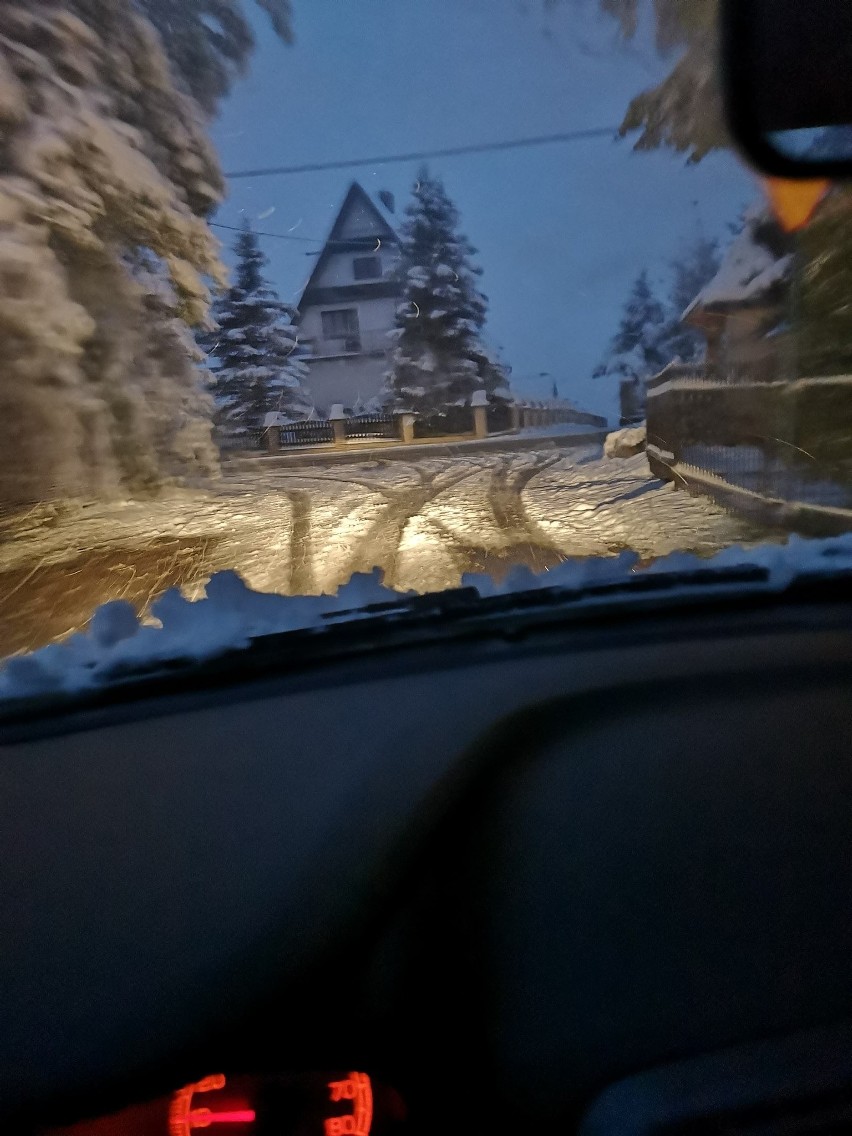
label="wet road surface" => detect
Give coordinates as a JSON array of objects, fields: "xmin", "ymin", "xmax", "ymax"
[{"xmin": 0, "ymin": 444, "xmax": 775, "ymax": 657}]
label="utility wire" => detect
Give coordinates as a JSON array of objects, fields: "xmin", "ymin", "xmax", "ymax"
[
  {"xmin": 210, "ymin": 220, "xmax": 328, "ymax": 244},
  {"xmin": 223, "ymin": 125, "xmax": 621, "ymax": 180},
  {"xmin": 210, "ymin": 219, "xmax": 392, "ymax": 249}
]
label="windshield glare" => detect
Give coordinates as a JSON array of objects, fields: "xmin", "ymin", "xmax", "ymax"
[{"xmin": 1, "ymin": 0, "xmax": 850, "ymax": 693}]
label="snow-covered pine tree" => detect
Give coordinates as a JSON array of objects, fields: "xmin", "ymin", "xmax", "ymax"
[
  {"xmin": 0, "ymin": 0, "xmax": 292, "ymax": 507},
  {"xmin": 204, "ymin": 223, "xmax": 311, "ymax": 435},
  {"xmin": 658, "ymin": 232, "xmax": 721, "ymax": 363},
  {"xmin": 595, "ymin": 270, "xmax": 669, "ymax": 383},
  {"xmin": 387, "ymin": 168, "xmax": 507, "ymax": 416}
]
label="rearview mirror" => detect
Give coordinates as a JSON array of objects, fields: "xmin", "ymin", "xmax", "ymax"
[{"xmin": 723, "ymin": 0, "xmax": 852, "ymax": 177}]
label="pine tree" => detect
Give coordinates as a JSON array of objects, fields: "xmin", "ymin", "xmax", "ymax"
[
  {"xmin": 596, "ymin": 271, "xmax": 669, "ymax": 382},
  {"xmin": 658, "ymin": 233, "xmax": 721, "ymax": 363},
  {"xmin": 136, "ymin": 0, "xmax": 294, "ymax": 114},
  {"xmin": 204, "ymin": 224, "xmax": 311, "ymax": 434},
  {"xmin": 387, "ymin": 168, "xmax": 508, "ymax": 416}
]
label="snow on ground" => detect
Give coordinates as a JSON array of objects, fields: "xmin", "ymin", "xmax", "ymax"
[{"xmin": 0, "ymin": 445, "xmax": 783, "ymax": 682}]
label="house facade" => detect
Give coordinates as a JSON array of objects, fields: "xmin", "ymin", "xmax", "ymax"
[
  {"xmin": 297, "ymin": 183, "xmax": 403, "ymax": 415},
  {"xmin": 682, "ymin": 205, "xmax": 794, "ymax": 383}
]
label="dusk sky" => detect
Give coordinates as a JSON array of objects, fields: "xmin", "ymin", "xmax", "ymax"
[{"xmin": 212, "ymin": 0, "xmax": 757, "ymax": 419}]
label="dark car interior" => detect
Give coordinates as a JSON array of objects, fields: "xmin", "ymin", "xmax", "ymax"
[
  {"xmin": 3, "ymin": 3, "xmax": 852, "ymax": 1135},
  {"xmin": 1, "ymin": 575, "xmax": 851, "ymax": 1135}
]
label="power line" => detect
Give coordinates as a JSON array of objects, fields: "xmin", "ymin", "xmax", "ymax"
[
  {"xmin": 210, "ymin": 220, "xmax": 391, "ymax": 248},
  {"xmin": 210, "ymin": 220, "xmax": 323, "ymax": 244},
  {"xmin": 224, "ymin": 125, "xmax": 621, "ymax": 180}
]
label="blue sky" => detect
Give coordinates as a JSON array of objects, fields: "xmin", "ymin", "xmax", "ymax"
[{"xmin": 212, "ymin": 0, "xmax": 756, "ymax": 418}]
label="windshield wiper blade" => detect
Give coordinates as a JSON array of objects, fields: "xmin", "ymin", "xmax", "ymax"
[{"xmin": 322, "ymin": 564, "xmax": 772, "ymax": 628}]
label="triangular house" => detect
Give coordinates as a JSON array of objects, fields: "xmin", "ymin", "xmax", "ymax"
[{"xmin": 297, "ymin": 183, "xmax": 403, "ymax": 414}]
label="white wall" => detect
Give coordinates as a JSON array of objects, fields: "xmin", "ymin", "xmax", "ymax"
[
  {"xmin": 312, "ymin": 248, "xmax": 400, "ymax": 288},
  {"xmin": 337, "ymin": 203, "xmax": 388, "ymax": 239},
  {"xmin": 303, "ymin": 355, "xmax": 388, "ymax": 414},
  {"xmin": 299, "ymin": 296, "xmax": 397, "ymax": 341}
]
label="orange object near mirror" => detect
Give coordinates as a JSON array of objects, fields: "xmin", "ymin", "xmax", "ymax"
[{"xmin": 761, "ymin": 177, "xmax": 831, "ymax": 232}]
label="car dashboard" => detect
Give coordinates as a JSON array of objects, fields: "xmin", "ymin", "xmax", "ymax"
[{"xmin": 2, "ymin": 583, "xmax": 851, "ymax": 1135}]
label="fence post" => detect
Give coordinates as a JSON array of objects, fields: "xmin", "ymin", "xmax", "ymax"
[
  {"xmin": 329, "ymin": 404, "xmax": 346, "ymax": 446},
  {"xmin": 471, "ymin": 389, "xmax": 489, "ymax": 438},
  {"xmin": 510, "ymin": 402, "xmax": 522, "ymax": 432},
  {"xmin": 394, "ymin": 411, "xmax": 416, "ymax": 443}
]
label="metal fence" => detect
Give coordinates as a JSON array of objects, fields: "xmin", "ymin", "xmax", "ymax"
[
  {"xmin": 645, "ymin": 363, "xmax": 707, "ymax": 392},
  {"xmin": 414, "ymin": 406, "xmax": 474, "ymax": 439},
  {"xmin": 647, "ymin": 373, "xmax": 852, "ymax": 516},
  {"xmin": 279, "ymin": 420, "xmax": 335, "ymax": 446},
  {"xmin": 487, "ymin": 401, "xmax": 513, "ymax": 433},
  {"xmin": 679, "ymin": 442, "xmax": 852, "ymax": 510},
  {"xmin": 344, "ymin": 414, "xmax": 397, "ymax": 440}
]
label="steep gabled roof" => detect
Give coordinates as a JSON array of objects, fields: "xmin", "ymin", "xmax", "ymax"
[
  {"xmin": 684, "ymin": 204, "xmax": 793, "ymax": 322},
  {"xmin": 298, "ymin": 182, "xmax": 400, "ymax": 309}
]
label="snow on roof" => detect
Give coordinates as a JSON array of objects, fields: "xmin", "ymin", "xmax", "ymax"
[{"xmin": 684, "ymin": 205, "xmax": 792, "ymax": 317}]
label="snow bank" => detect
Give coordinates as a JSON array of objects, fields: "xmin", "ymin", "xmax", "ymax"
[
  {"xmin": 466, "ymin": 532, "xmax": 852, "ymax": 599},
  {"xmin": 0, "ymin": 569, "xmax": 405, "ymax": 702},
  {"xmin": 604, "ymin": 425, "xmax": 647, "ymax": 458},
  {"xmin": 4, "ymin": 535, "xmax": 852, "ymax": 702}
]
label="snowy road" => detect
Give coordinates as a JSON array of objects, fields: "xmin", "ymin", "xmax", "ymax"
[{"xmin": 0, "ymin": 444, "xmax": 774, "ymax": 657}]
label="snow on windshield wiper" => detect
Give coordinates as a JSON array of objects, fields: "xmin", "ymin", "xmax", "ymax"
[{"xmin": 2, "ymin": 534, "xmax": 852, "ymax": 704}]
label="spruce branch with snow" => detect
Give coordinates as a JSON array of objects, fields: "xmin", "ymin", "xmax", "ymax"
[
  {"xmin": 135, "ymin": 0, "xmax": 293, "ymax": 114},
  {"xmin": 386, "ymin": 167, "xmax": 508, "ymax": 416},
  {"xmin": 0, "ymin": 0, "xmax": 294, "ymax": 508},
  {"xmin": 202, "ymin": 223, "xmax": 312, "ymax": 434},
  {"xmin": 551, "ymin": 0, "xmax": 723, "ymax": 161}
]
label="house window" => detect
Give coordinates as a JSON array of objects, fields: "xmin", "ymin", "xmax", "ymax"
[
  {"xmin": 321, "ymin": 308, "xmax": 360, "ymax": 339},
  {"xmin": 352, "ymin": 256, "xmax": 381, "ymax": 281}
]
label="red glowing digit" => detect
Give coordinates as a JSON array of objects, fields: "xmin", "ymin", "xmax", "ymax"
[
  {"xmin": 325, "ymin": 1073, "xmax": 373, "ymax": 1136},
  {"xmin": 328, "ymin": 1080, "xmax": 355, "ymax": 1102}
]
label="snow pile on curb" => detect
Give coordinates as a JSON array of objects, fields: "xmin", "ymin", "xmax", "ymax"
[
  {"xmin": 3, "ymin": 535, "xmax": 852, "ymax": 702},
  {"xmin": 604, "ymin": 425, "xmax": 646, "ymax": 458}
]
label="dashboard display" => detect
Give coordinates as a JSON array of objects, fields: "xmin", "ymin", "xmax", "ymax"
[{"xmin": 42, "ymin": 1072, "xmax": 405, "ymax": 1136}]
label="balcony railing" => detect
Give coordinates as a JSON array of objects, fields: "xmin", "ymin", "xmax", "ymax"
[{"xmin": 305, "ymin": 329, "xmax": 394, "ymax": 358}]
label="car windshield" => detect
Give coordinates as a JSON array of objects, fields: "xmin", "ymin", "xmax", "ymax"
[{"xmin": 2, "ymin": 0, "xmax": 852, "ymax": 697}]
